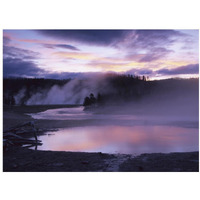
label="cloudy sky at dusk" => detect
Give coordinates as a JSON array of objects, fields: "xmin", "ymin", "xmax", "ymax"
[{"xmin": 3, "ymin": 29, "xmax": 199, "ymax": 79}]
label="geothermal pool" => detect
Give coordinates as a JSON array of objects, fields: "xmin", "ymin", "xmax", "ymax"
[{"xmin": 29, "ymin": 107, "xmax": 199, "ymax": 154}]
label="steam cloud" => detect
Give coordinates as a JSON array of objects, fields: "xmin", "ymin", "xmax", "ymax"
[
  {"xmin": 25, "ymin": 75, "xmax": 113, "ymax": 105},
  {"xmin": 13, "ymin": 74, "xmax": 198, "ymax": 122},
  {"xmin": 14, "ymin": 88, "xmax": 26, "ymax": 104}
]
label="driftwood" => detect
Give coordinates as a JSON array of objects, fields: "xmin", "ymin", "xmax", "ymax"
[
  {"xmin": 3, "ymin": 121, "xmax": 42, "ymax": 150},
  {"xmin": 4, "ymin": 121, "xmax": 35, "ymax": 133}
]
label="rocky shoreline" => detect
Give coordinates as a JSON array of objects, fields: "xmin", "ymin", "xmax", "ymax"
[{"xmin": 3, "ymin": 146, "xmax": 199, "ymax": 172}]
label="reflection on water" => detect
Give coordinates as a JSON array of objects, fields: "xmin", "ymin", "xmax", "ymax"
[
  {"xmin": 29, "ymin": 107, "xmax": 198, "ymax": 154},
  {"xmin": 29, "ymin": 106, "xmax": 139, "ymax": 121},
  {"xmin": 32, "ymin": 125, "xmax": 198, "ymax": 154},
  {"xmin": 29, "ymin": 107, "xmax": 90, "ymax": 120},
  {"xmin": 28, "ymin": 106, "xmax": 198, "ymax": 128}
]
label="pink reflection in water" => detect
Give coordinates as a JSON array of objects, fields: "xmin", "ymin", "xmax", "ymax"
[{"xmin": 33, "ymin": 125, "xmax": 198, "ymax": 154}]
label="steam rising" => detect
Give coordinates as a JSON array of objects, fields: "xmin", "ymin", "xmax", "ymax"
[
  {"xmin": 14, "ymin": 88, "xmax": 26, "ymax": 104},
  {"xmin": 13, "ymin": 75, "xmax": 198, "ymax": 122},
  {"xmin": 26, "ymin": 75, "xmax": 113, "ymax": 105}
]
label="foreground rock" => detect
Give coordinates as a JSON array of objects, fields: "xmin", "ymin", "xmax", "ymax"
[
  {"xmin": 3, "ymin": 147, "xmax": 116, "ymax": 172},
  {"xmin": 119, "ymin": 152, "xmax": 199, "ymax": 172},
  {"xmin": 3, "ymin": 147, "xmax": 199, "ymax": 172}
]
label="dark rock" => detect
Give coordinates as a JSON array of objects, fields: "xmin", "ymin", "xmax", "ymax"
[
  {"xmin": 81, "ymin": 161, "xmax": 89, "ymax": 164},
  {"xmin": 138, "ymin": 166, "xmax": 144, "ymax": 171},
  {"xmin": 52, "ymin": 163, "xmax": 64, "ymax": 167},
  {"xmin": 12, "ymin": 164, "xmax": 18, "ymax": 168}
]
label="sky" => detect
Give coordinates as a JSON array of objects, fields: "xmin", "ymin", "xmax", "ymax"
[{"xmin": 3, "ymin": 29, "xmax": 199, "ymax": 80}]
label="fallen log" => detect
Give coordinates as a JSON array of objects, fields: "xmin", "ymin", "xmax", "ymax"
[
  {"xmin": 13, "ymin": 140, "xmax": 42, "ymax": 145},
  {"xmin": 4, "ymin": 132, "xmax": 25, "ymax": 139},
  {"xmin": 4, "ymin": 121, "xmax": 36, "ymax": 133},
  {"xmin": 3, "ymin": 121, "xmax": 41, "ymax": 149},
  {"xmin": 9, "ymin": 138, "xmax": 42, "ymax": 143}
]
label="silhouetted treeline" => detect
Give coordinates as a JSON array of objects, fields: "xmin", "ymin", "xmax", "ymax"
[
  {"xmin": 83, "ymin": 74, "xmax": 199, "ymax": 108},
  {"xmin": 83, "ymin": 75, "xmax": 150, "ymax": 107},
  {"xmin": 3, "ymin": 78, "xmax": 71, "ymax": 105},
  {"xmin": 3, "ymin": 75, "xmax": 198, "ymax": 107}
]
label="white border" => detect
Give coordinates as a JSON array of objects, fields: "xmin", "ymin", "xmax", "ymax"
[{"xmin": 0, "ymin": 1, "xmax": 199, "ymax": 200}]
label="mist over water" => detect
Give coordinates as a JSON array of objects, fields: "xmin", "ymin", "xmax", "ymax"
[
  {"xmin": 25, "ymin": 76, "xmax": 198, "ymax": 123},
  {"xmin": 29, "ymin": 103, "xmax": 198, "ymax": 154},
  {"xmin": 29, "ymin": 105, "xmax": 198, "ymax": 127}
]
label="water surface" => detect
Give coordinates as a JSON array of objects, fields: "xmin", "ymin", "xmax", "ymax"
[
  {"xmin": 29, "ymin": 107, "xmax": 199, "ymax": 154},
  {"xmin": 31, "ymin": 125, "xmax": 198, "ymax": 154}
]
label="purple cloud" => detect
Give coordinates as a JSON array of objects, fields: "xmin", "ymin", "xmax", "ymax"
[
  {"xmin": 37, "ymin": 30, "xmax": 185, "ymax": 47},
  {"xmin": 133, "ymin": 30, "xmax": 184, "ymax": 47},
  {"xmin": 139, "ymin": 47, "xmax": 173, "ymax": 62},
  {"xmin": 157, "ymin": 64, "xmax": 199, "ymax": 75},
  {"xmin": 3, "ymin": 57, "xmax": 45, "ymax": 77},
  {"xmin": 37, "ymin": 29, "xmax": 192, "ymax": 64},
  {"xmin": 43, "ymin": 43, "xmax": 80, "ymax": 51},
  {"xmin": 126, "ymin": 68, "xmax": 153, "ymax": 76},
  {"xmin": 37, "ymin": 30, "xmax": 130, "ymax": 46},
  {"xmin": 44, "ymin": 72, "xmax": 104, "ymax": 79},
  {"xmin": 3, "ymin": 45, "xmax": 40, "ymax": 60}
]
